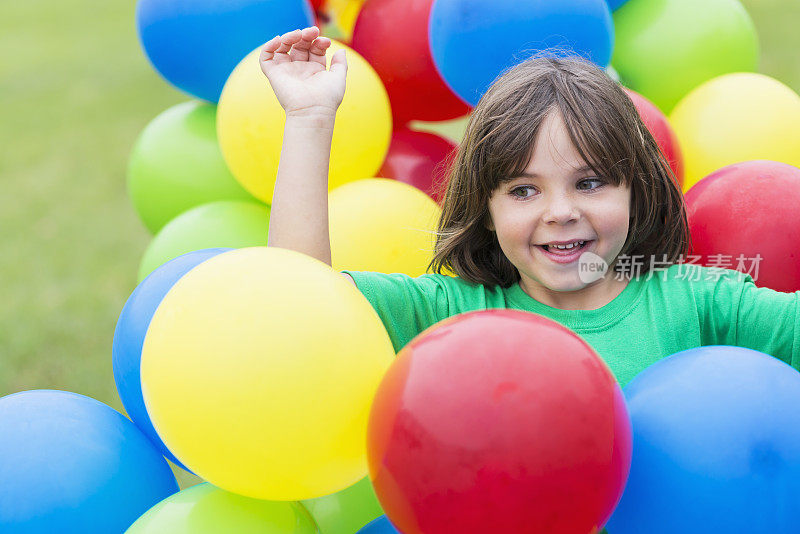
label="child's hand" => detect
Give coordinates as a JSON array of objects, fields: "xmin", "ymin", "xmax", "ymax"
[{"xmin": 259, "ymin": 26, "xmax": 348, "ymax": 119}]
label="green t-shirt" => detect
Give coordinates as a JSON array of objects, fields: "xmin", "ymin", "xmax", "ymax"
[{"xmin": 342, "ymin": 264, "xmax": 800, "ymax": 387}]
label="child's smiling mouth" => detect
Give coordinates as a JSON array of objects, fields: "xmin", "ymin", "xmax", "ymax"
[{"xmin": 535, "ymin": 240, "xmax": 593, "ymax": 263}]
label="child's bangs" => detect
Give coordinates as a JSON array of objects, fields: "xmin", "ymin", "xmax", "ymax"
[
  {"xmin": 481, "ymin": 115, "xmax": 548, "ymax": 191},
  {"xmin": 555, "ymin": 96, "xmax": 634, "ymax": 189},
  {"xmin": 492, "ymin": 142, "xmax": 538, "ymax": 188}
]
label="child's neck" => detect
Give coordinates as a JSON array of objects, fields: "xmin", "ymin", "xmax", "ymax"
[{"xmin": 518, "ymin": 274, "xmax": 630, "ymax": 311}]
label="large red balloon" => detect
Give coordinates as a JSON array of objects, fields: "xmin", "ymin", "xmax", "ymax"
[
  {"xmin": 378, "ymin": 128, "xmax": 456, "ymax": 204},
  {"xmin": 351, "ymin": 0, "xmax": 471, "ymax": 125},
  {"xmin": 624, "ymin": 88, "xmax": 684, "ymax": 188},
  {"xmin": 367, "ymin": 309, "xmax": 632, "ymax": 534},
  {"xmin": 685, "ymin": 160, "xmax": 800, "ymax": 292}
]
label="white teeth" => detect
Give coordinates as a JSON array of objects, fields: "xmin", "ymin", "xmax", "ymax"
[{"xmin": 549, "ymin": 241, "xmax": 585, "ymax": 250}]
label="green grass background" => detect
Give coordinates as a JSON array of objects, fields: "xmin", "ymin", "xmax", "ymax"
[{"xmin": 1, "ymin": 0, "xmax": 798, "ymax": 487}]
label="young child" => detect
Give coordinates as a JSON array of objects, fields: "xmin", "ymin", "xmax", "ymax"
[{"xmin": 261, "ymin": 26, "xmax": 800, "ymax": 387}]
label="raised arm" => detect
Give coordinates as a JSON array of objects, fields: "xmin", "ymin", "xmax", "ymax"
[{"xmin": 261, "ymin": 26, "xmax": 348, "ymax": 268}]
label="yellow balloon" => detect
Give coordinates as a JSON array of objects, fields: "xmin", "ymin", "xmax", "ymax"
[
  {"xmin": 217, "ymin": 40, "xmax": 392, "ymax": 204},
  {"xmin": 325, "ymin": 0, "xmax": 366, "ymax": 40},
  {"xmin": 329, "ymin": 178, "xmax": 442, "ymax": 276},
  {"xmin": 140, "ymin": 247, "xmax": 394, "ymax": 501},
  {"xmin": 670, "ymin": 72, "xmax": 800, "ymax": 191}
]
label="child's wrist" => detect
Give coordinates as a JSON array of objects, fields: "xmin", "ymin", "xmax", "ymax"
[
  {"xmin": 284, "ymin": 114, "xmax": 336, "ymax": 133},
  {"xmin": 286, "ymin": 105, "xmax": 337, "ymax": 122}
]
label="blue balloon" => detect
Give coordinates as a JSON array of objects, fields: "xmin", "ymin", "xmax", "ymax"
[
  {"xmin": 0, "ymin": 390, "xmax": 178, "ymax": 533},
  {"xmin": 113, "ymin": 248, "xmax": 231, "ymax": 470},
  {"xmin": 606, "ymin": 0, "xmax": 630, "ymax": 11},
  {"xmin": 358, "ymin": 516, "xmax": 400, "ymax": 533},
  {"xmin": 607, "ymin": 346, "xmax": 800, "ymax": 533},
  {"xmin": 428, "ymin": 0, "xmax": 614, "ymax": 106},
  {"xmin": 136, "ymin": 0, "xmax": 314, "ymax": 102}
]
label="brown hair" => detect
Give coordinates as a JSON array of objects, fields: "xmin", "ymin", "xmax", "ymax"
[{"xmin": 427, "ymin": 51, "xmax": 689, "ymax": 287}]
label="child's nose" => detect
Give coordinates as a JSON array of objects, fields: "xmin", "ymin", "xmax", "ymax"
[{"xmin": 541, "ymin": 193, "xmax": 580, "ymax": 224}]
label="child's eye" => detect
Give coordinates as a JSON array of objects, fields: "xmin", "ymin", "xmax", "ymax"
[
  {"xmin": 509, "ymin": 186, "xmax": 537, "ymax": 199},
  {"xmin": 577, "ymin": 178, "xmax": 605, "ymax": 191}
]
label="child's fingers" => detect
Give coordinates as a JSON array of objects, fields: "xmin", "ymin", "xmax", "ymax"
[
  {"xmin": 259, "ymin": 35, "xmax": 282, "ymax": 62},
  {"xmin": 275, "ymin": 29, "xmax": 302, "ymax": 55},
  {"xmin": 289, "ymin": 26, "xmax": 320, "ymax": 62},
  {"xmin": 294, "ymin": 26, "xmax": 320, "ymax": 48},
  {"xmin": 308, "ymin": 37, "xmax": 332, "ymax": 61},
  {"xmin": 329, "ymin": 48, "xmax": 348, "ymax": 77}
]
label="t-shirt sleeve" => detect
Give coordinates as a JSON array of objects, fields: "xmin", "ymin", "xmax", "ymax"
[
  {"xmin": 704, "ymin": 268, "xmax": 800, "ymax": 370},
  {"xmin": 342, "ymin": 270, "xmax": 449, "ymax": 354}
]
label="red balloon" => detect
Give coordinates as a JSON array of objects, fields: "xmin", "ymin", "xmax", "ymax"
[
  {"xmin": 378, "ymin": 128, "xmax": 456, "ymax": 204},
  {"xmin": 685, "ymin": 160, "xmax": 800, "ymax": 292},
  {"xmin": 624, "ymin": 88, "xmax": 684, "ymax": 188},
  {"xmin": 367, "ymin": 309, "xmax": 632, "ymax": 534},
  {"xmin": 351, "ymin": 0, "xmax": 471, "ymax": 125},
  {"xmin": 310, "ymin": 0, "xmax": 326, "ymax": 26}
]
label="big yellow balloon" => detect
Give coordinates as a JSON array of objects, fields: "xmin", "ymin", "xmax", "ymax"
[
  {"xmin": 670, "ymin": 72, "xmax": 800, "ymax": 191},
  {"xmin": 140, "ymin": 247, "xmax": 394, "ymax": 501},
  {"xmin": 217, "ymin": 40, "xmax": 392, "ymax": 204},
  {"xmin": 329, "ymin": 178, "xmax": 442, "ymax": 276}
]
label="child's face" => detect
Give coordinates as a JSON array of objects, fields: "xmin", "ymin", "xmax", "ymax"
[{"xmin": 487, "ymin": 110, "xmax": 632, "ymax": 307}]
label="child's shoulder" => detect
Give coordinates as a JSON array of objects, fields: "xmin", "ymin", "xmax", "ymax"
[{"xmin": 415, "ymin": 272, "xmax": 503, "ymax": 295}]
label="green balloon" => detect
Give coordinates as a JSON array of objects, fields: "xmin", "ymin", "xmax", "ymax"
[
  {"xmin": 301, "ymin": 478, "xmax": 384, "ymax": 534},
  {"xmin": 128, "ymin": 101, "xmax": 260, "ymax": 234},
  {"xmin": 611, "ymin": 0, "xmax": 758, "ymax": 113},
  {"xmin": 125, "ymin": 483, "xmax": 317, "ymax": 533},
  {"xmin": 138, "ymin": 200, "xmax": 270, "ymax": 282}
]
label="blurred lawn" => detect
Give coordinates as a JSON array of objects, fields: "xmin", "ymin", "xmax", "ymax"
[{"xmin": 1, "ymin": 0, "xmax": 798, "ymax": 486}]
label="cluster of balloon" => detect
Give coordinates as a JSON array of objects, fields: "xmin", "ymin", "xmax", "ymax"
[
  {"xmin": 0, "ymin": 390, "xmax": 178, "ymax": 532},
  {"xmin": 611, "ymin": 0, "xmax": 800, "ymax": 295},
  {"xmin": 350, "ymin": 0, "xmax": 471, "ymax": 124},
  {"xmin": 129, "ymin": 0, "xmax": 656, "ymax": 279},
  {"xmin": 684, "ymin": 160, "xmax": 800, "ymax": 293},
  {"xmin": 612, "ymin": 0, "xmax": 758, "ymax": 114},
  {"xmin": 21, "ymin": 201, "xmax": 223, "ymax": 534},
  {"xmin": 132, "ymin": 0, "xmax": 438, "ymax": 281},
  {"xmin": 323, "ymin": 0, "xmax": 367, "ymax": 40},
  {"xmin": 367, "ymin": 310, "xmax": 632, "ymax": 533},
  {"xmin": 671, "ymin": 73, "xmax": 800, "ymax": 190},
  {"xmin": 607, "ymin": 347, "xmax": 800, "ymax": 533},
  {"xmin": 302, "ymin": 477, "xmax": 385, "ymax": 534},
  {"xmin": 127, "ymin": 102, "xmax": 260, "ymax": 235},
  {"xmin": 429, "ymin": 0, "xmax": 615, "ymax": 106},
  {"xmin": 378, "ymin": 128, "xmax": 456, "ymax": 205},
  {"xmin": 217, "ymin": 39, "xmax": 391, "ymax": 204},
  {"xmin": 126, "ymin": 483, "xmax": 317, "ymax": 534},
  {"xmin": 329, "ymin": 179, "xmax": 442, "ymax": 276},
  {"xmin": 114, "ymin": 248, "xmax": 232, "ymax": 470},
  {"xmin": 136, "ymin": 0, "xmax": 314, "ymax": 103},
  {"xmin": 111, "ymin": 247, "xmax": 396, "ymax": 531},
  {"xmin": 129, "ymin": 0, "xmax": 313, "ymax": 279},
  {"xmin": 16, "ymin": 0, "xmax": 799, "ymax": 530},
  {"xmin": 137, "ymin": 200, "xmax": 270, "ymax": 282},
  {"xmin": 357, "ymin": 516, "xmax": 399, "ymax": 533},
  {"xmin": 139, "ymin": 248, "xmax": 393, "ymax": 500}
]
